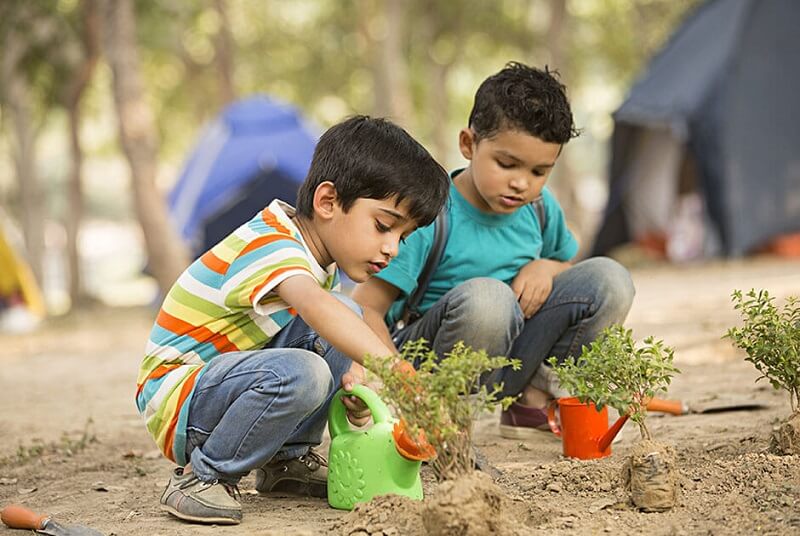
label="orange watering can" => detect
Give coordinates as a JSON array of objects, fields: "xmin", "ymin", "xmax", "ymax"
[{"xmin": 547, "ymin": 397, "xmax": 629, "ymax": 459}]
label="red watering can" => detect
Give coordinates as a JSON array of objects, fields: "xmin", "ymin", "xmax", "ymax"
[{"xmin": 547, "ymin": 397, "xmax": 629, "ymax": 459}]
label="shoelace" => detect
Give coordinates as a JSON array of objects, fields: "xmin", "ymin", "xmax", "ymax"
[
  {"xmin": 298, "ymin": 449, "xmax": 328, "ymax": 470},
  {"xmin": 177, "ymin": 472, "xmax": 240, "ymax": 500},
  {"xmin": 222, "ymin": 483, "xmax": 242, "ymax": 500}
]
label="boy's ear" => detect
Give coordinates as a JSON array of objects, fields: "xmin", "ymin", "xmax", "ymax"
[
  {"xmin": 312, "ymin": 181, "xmax": 339, "ymax": 220},
  {"xmin": 458, "ymin": 128, "xmax": 476, "ymax": 160}
]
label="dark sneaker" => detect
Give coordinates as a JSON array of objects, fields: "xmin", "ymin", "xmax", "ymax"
[
  {"xmin": 255, "ymin": 449, "xmax": 328, "ymax": 498},
  {"xmin": 160, "ymin": 467, "xmax": 242, "ymax": 525},
  {"xmin": 499, "ymin": 402, "xmax": 552, "ymax": 439}
]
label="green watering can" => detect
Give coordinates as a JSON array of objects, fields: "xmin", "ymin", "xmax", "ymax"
[{"xmin": 327, "ymin": 385, "xmax": 435, "ymax": 510}]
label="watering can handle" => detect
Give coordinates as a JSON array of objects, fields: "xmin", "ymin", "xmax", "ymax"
[
  {"xmin": 546, "ymin": 400, "xmax": 562, "ymax": 437},
  {"xmin": 328, "ymin": 385, "xmax": 393, "ymax": 439}
]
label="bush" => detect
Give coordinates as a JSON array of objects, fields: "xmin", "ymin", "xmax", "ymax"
[
  {"xmin": 366, "ymin": 340, "xmax": 519, "ymax": 480},
  {"xmin": 726, "ymin": 289, "xmax": 800, "ymax": 412},
  {"xmin": 548, "ymin": 325, "xmax": 679, "ymax": 440}
]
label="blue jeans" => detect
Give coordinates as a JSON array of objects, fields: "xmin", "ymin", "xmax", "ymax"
[
  {"xmin": 184, "ymin": 293, "xmax": 356, "ymax": 484},
  {"xmin": 392, "ymin": 257, "xmax": 635, "ymax": 398}
]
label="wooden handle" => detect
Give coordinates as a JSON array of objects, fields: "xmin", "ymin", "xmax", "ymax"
[
  {"xmin": 1, "ymin": 504, "xmax": 48, "ymax": 530},
  {"xmin": 646, "ymin": 398, "xmax": 686, "ymax": 415}
]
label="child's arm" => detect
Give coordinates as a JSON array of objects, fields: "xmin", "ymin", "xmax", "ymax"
[
  {"xmin": 276, "ymin": 274, "xmax": 395, "ymax": 365},
  {"xmin": 351, "ymin": 277, "xmax": 401, "ymax": 352},
  {"xmin": 511, "ymin": 258, "xmax": 572, "ymax": 318}
]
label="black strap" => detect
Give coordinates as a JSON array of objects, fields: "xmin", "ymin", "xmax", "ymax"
[
  {"xmin": 394, "ymin": 209, "xmax": 450, "ymax": 332},
  {"xmin": 394, "ymin": 196, "xmax": 545, "ymax": 333}
]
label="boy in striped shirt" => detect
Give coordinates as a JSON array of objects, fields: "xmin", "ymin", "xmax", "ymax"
[{"xmin": 137, "ymin": 116, "xmax": 449, "ymax": 525}]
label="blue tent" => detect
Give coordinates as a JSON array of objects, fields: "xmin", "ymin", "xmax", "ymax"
[
  {"xmin": 592, "ymin": 0, "xmax": 800, "ymax": 258},
  {"xmin": 170, "ymin": 95, "xmax": 318, "ymax": 257}
]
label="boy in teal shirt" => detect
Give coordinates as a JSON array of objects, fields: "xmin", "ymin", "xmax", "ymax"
[{"xmin": 353, "ymin": 63, "xmax": 635, "ymax": 439}]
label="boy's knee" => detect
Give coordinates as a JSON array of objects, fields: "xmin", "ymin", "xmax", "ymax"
[
  {"xmin": 287, "ymin": 352, "xmax": 334, "ymax": 412},
  {"xmin": 451, "ymin": 278, "xmax": 522, "ymax": 334},
  {"xmin": 585, "ymin": 257, "xmax": 635, "ymax": 317},
  {"xmin": 330, "ymin": 292, "xmax": 363, "ymax": 319}
]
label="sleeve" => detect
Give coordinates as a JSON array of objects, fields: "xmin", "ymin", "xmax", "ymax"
[
  {"xmin": 222, "ymin": 235, "xmax": 317, "ymax": 314},
  {"xmin": 374, "ymin": 223, "xmax": 435, "ymax": 298},
  {"xmin": 539, "ymin": 187, "xmax": 579, "ymax": 261}
]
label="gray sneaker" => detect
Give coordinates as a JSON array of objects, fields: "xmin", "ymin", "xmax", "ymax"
[
  {"xmin": 160, "ymin": 467, "xmax": 242, "ymax": 525},
  {"xmin": 255, "ymin": 449, "xmax": 328, "ymax": 498}
]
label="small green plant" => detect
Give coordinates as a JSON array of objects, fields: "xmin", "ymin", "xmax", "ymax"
[
  {"xmin": 548, "ymin": 325, "xmax": 679, "ymax": 440},
  {"xmin": 726, "ymin": 289, "xmax": 800, "ymax": 412},
  {"xmin": 366, "ymin": 339, "xmax": 519, "ymax": 480}
]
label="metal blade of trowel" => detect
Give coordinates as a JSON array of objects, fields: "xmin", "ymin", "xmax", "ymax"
[{"xmin": 1, "ymin": 504, "xmax": 103, "ymax": 535}]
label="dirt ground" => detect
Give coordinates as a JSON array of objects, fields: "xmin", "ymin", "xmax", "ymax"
[{"xmin": 1, "ymin": 256, "xmax": 799, "ymax": 535}]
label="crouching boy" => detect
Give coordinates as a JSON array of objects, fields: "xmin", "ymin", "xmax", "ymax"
[{"xmin": 136, "ymin": 116, "xmax": 450, "ymax": 524}]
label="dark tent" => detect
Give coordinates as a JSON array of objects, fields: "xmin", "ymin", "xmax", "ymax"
[
  {"xmin": 592, "ymin": 0, "xmax": 800, "ymax": 260},
  {"xmin": 170, "ymin": 95, "xmax": 318, "ymax": 257}
]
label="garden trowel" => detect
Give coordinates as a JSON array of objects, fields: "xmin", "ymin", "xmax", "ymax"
[
  {"xmin": 647, "ymin": 396, "xmax": 767, "ymax": 416},
  {"xmin": 1, "ymin": 504, "xmax": 103, "ymax": 535}
]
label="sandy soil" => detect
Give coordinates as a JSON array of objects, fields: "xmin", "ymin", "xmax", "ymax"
[{"xmin": 1, "ymin": 257, "xmax": 799, "ymax": 535}]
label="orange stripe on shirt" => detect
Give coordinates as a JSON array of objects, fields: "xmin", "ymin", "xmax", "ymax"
[
  {"xmin": 238, "ymin": 233, "xmax": 299, "ymax": 259},
  {"xmin": 162, "ymin": 367, "xmax": 203, "ymax": 463},
  {"xmin": 200, "ymin": 250, "xmax": 230, "ymax": 275},
  {"xmin": 261, "ymin": 208, "xmax": 293, "ymax": 235},
  {"xmin": 248, "ymin": 265, "xmax": 310, "ymax": 305},
  {"xmin": 135, "ymin": 363, "xmax": 184, "ymax": 397},
  {"xmin": 156, "ymin": 310, "xmax": 237, "ymax": 353}
]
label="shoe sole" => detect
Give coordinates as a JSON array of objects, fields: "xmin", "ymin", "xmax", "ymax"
[
  {"xmin": 160, "ymin": 504, "xmax": 241, "ymax": 525},
  {"xmin": 499, "ymin": 424, "xmax": 554, "ymax": 440},
  {"xmin": 257, "ymin": 479, "xmax": 327, "ymax": 499}
]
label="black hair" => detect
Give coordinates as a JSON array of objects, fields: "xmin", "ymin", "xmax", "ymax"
[
  {"xmin": 468, "ymin": 62, "xmax": 580, "ymax": 144},
  {"xmin": 296, "ymin": 116, "xmax": 449, "ymax": 227}
]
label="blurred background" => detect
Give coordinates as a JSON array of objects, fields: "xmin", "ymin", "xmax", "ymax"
[{"xmin": 1, "ymin": 0, "xmax": 798, "ymax": 330}]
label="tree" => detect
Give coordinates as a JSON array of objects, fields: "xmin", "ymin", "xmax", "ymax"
[
  {"xmin": 0, "ymin": 2, "xmax": 50, "ymax": 287},
  {"xmin": 101, "ymin": 0, "xmax": 189, "ymax": 293},
  {"xmin": 60, "ymin": 0, "xmax": 101, "ymax": 306}
]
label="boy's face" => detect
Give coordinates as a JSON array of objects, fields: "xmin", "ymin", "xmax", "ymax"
[
  {"xmin": 457, "ymin": 128, "xmax": 561, "ymax": 214},
  {"xmin": 321, "ymin": 194, "xmax": 418, "ymax": 283}
]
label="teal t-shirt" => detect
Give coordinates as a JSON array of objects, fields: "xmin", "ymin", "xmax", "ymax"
[{"xmin": 377, "ymin": 180, "xmax": 579, "ymax": 326}]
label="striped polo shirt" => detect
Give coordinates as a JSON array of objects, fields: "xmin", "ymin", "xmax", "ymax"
[{"xmin": 136, "ymin": 200, "xmax": 339, "ymax": 464}]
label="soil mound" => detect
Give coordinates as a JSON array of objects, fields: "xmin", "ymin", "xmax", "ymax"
[
  {"xmin": 422, "ymin": 471, "xmax": 531, "ymax": 535},
  {"xmin": 331, "ymin": 494, "xmax": 424, "ymax": 536},
  {"xmin": 332, "ymin": 472, "xmax": 536, "ymax": 535}
]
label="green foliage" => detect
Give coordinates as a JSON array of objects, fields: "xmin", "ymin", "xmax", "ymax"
[
  {"xmin": 366, "ymin": 339, "xmax": 519, "ymax": 481},
  {"xmin": 725, "ymin": 289, "xmax": 800, "ymax": 412},
  {"xmin": 548, "ymin": 325, "xmax": 679, "ymax": 440}
]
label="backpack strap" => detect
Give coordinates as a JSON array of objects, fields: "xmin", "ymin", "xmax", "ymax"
[
  {"xmin": 393, "ymin": 196, "xmax": 545, "ymax": 333},
  {"xmin": 532, "ymin": 195, "xmax": 546, "ymax": 234},
  {"xmin": 393, "ymin": 208, "xmax": 450, "ymax": 332}
]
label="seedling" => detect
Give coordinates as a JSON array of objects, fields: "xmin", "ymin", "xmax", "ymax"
[
  {"xmin": 726, "ymin": 289, "xmax": 800, "ymax": 412},
  {"xmin": 548, "ymin": 325, "xmax": 680, "ymax": 512},
  {"xmin": 726, "ymin": 289, "xmax": 800, "ymax": 455},
  {"xmin": 366, "ymin": 339, "xmax": 519, "ymax": 481},
  {"xmin": 547, "ymin": 324, "xmax": 679, "ymax": 441}
]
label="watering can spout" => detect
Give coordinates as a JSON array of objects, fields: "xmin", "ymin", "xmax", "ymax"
[
  {"xmin": 598, "ymin": 413, "xmax": 629, "ymax": 452},
  {"xmin": 393, "ymin": 421, "xmax": 436, "ymax": 462}
]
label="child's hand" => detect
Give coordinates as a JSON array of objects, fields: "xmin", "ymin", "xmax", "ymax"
[
  {"xmin": 511, "ymin": 259, "xmax": 563, "ymax": 318},
  {"xmin": 341, "ymin": 363, "xmax": 371, "ymax": 427}
]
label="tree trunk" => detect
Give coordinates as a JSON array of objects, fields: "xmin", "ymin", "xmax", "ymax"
[
  {"xmin": 360, "ymin": 0, "xmax": 413, "ymax": 127},
  {"xmin": 2, "ymin": 31, "xmax": 46, "ymax": 287},
  {"xmin": 101, "ymin": 0, "xmax": 189, "ymax": 294},
  {"xmin": 419, "ymin": 10, "xmax": 456, "ymax": 165},
  {"xmin": 542, "ymin": 0, "xmax": 585, "ymax": 250},
  {"xmin": 63, "ymin": 0, "xmax": 101, "ymax": 307},
  {"xmin": 213, "ymin": 0, "xmax": 236, "ymax": 106}
]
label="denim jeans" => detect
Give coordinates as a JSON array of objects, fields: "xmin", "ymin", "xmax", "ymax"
[
  {"xmin": 184, "ymin": 293, "xmax": 356, "ymax": 484},
  {"xmin": 392, "ymin": 257, "xmax": 635, "ymax": 399}
]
